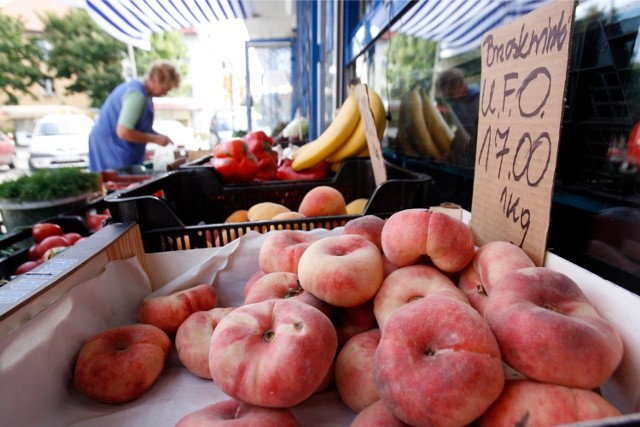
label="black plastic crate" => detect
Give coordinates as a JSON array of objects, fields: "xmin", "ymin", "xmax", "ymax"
[
  {"xmin": 104, "ymin": 158, "xmax": 432, "ymax": 252},
  {"xmin": 557, "ymin": 12, "xmax": 640, "ymax": 204},
  {"xmin": 0, "ymin": 215, "xmax": 92, "ymax": 281}
]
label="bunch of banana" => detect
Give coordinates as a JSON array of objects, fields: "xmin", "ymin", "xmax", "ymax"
[
  {"xmin": 394, "ymin": 87, "xmax": 454, "ymax": 159},
  {"xmin": 422, "ymin": 89, "xmax": 455, "ymax": 155},
  {"xmin": 291, "ymin": 86, "xmax": 387, "ymax": 172},
  {"xmin": 325, "ymin": 87, "xmax": 386, "ymax": 164}
]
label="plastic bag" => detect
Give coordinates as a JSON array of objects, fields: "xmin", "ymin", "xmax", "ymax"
[{"xmin": 152, "ymin": 145, "xmax": 176, "ymax": 173}]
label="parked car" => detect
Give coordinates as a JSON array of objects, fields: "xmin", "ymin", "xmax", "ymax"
[
  {"xmin": 28, "ymin": 114, "xmax": 94, "ymax": 170},
  {"xmin": 0, "ymin": 130, "xmax": 16, "ymax": 169}
]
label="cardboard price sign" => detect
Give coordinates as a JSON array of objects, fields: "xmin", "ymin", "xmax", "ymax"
[
  {"xmin": 354, "ymin": 84, "xmax": 387, "ymax": 185},
  {"xmin": 470, "ymin": 0, "xmax": 576, "ymax": 266}
]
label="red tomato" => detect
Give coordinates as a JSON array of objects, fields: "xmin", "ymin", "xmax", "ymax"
[
  {"xmin": 64, "ymin": 232, "xmax": 83, "ymax": 245},
  {"xmin": 15, "ymin": 260, "xmax": 43, "ymax": 275},
  {"xmin": 33, "ymin": 235, "xmax": 70, "ymax": 260},
  {"xmin": 28, "ymin": 244, "xmax": 39, "ymax": 261},
  {"xmin": 86, "ymin": 214, "xmax": 110, "ymax": 232},
  {"xmin": 32, "ymin": 223, "xmax": 64, "ymax": 243}
]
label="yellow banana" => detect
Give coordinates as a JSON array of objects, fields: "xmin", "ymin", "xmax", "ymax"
[
  {"xmin": 326, "ymin": 87, "xmax": 386, "ymax": 163},
  {"xmin": 400, "ymin": 88, "xmax": 442, "ymax": 159},
  {"xmin": 291, "ymin": 93, "xmax": 359, "ymax": 171},
  {"xmin": 421, "ymin": 88, "xmax": 454, "ymax": 156},
  {"xmin": 357, "ymin": 146, "xmax": 370, "ymax": 157},
  {"xmin": 394, "ymin": 99, "xmax": 420, "ymax": 157},
  {"xmin": 329, "ymin": 146, "xmax": 370, "ymax": 172},
  {"xmin": 291, "ymin": 141, "xmax": 314, "ymax": 160}
]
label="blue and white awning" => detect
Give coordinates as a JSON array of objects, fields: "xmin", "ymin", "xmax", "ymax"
[
  {"xmin": 83, "ymin": 0, "xmax": 251, "ymax": 50},
  {"xmin": 392, "ymin": 0, "xmax": 552, "ymax": 58}
]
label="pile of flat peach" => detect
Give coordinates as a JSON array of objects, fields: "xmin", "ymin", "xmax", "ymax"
[
  {"xmin": 72, "ymin": 208, "xmax": 625, "ymax": 426},
  {"xmin": 224, "ymin": 185, "xmax": 368, "ymax": 224}
]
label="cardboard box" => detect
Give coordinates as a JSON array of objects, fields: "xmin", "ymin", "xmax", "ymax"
[{"xmin": 1, "ymin": 218, "xmax": 639, "ymax": 426}]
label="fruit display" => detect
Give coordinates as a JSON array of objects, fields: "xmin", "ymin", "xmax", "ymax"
[
  {"xmin": 200, "ymin": 87, "xmax": 385, "ymax": 185},
  {"xmin": 218, "ymin": 189, "xmax": 357, "ymax": 246},
  {"xmin": 204, "ymin": 130, "xmax": 332, "ymax": 183},
  {"xmin": 103, "ymin": 157, "xmax": 432, "ymax": 253},
  {"xmin": 209, "ymin": 138, "xmax": 260, "ymax": 183},
  {"xmin": 213, "ymin": 185, "xmax": 370, "ymax": 246},
  {"xmin": 291, "ymin": 86, "xmax": 386, "ymax": 172},
  {"xmin": 14, "ymin": 220, "xmax": 90, "ymax": 275},
  {"xmin": 68, "ymin": 208, "xmax": 627, "ymax": 426}
]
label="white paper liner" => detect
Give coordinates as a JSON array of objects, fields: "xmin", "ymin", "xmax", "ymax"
[{"xmin": 1, "ymin": 228, "xmax": 351, "ymax": 427}]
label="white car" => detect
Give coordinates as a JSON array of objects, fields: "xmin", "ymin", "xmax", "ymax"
[{"xmin": 28, "ymin": 113, "xmax": 94, "ymax": 170}]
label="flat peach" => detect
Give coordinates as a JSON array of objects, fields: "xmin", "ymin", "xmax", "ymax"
[
  {"xmin": 374, "ymin": 264, "xmax": 468, "ymax": 330},
  {"xmin": 479, "ymin": 380, "xmax": 622, "ymax": 426},
  {"xmin": 484, "ymin": 267, "xmax": 624, "ymax": 389},
  {"xmin": 343, "ymin": 215, "xmax": 385, "ymax": 250},
  {"xmin": 298, "ymin": 234, "xmax": 384, "ymax": 307},
  {"xmin": 258, "ymin": 230, "xmax": 319, "ymax": 273},
  {"xmin": 73, "ymin": 323, "xmax": 171, "ymax": 404},
  {"xmin": 381, "ymin": 209, "xmax": 475, "ymax": 272},
  {"xmin": 458, "ymin": 241, "xmax": 535, "ymax": 315},
  {"xmin": 298, "ymin": 186, "xmax": 347, "ymax": 217}
]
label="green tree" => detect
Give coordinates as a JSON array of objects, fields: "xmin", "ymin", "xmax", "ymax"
[
  {"xmin": 386, "ymin": 33, "xmax": 437, "ymax": 97},
  {"xmin": 41, "ymin": 9, "xmax": 127, "ymax": 108},
  {"xmin": 136, "ymin": 31, "xmax": 190, "ymax": 96},
  {"xmin": 0, "ymin": 12, "xmax": 46, "ymax": 104},
  {"xmin": 42, "ymin": 9, "xmax": 191, "ymax": 105}
]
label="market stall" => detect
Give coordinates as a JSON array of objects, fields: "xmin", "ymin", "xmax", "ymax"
[{"xmin": 1, "ymin": 1, "xmax": 640, "ymax": 426}]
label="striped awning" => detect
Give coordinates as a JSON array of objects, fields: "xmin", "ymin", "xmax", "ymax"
[
  {"xmin": 83, "ymin": 0, "xmax": 251, "ymax": 50},
  {"xmin": 392, "ymin": 0, "xmax": 552, "ymax": 58}
]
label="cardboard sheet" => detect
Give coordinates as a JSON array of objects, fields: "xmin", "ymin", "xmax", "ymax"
[
  {"xmin": 1, "ymin": 221, "xmax": 639, "ymax": 426},
  {"xmin": 470, "ymin": 0, "xmax": 576, "ymax": 266}
]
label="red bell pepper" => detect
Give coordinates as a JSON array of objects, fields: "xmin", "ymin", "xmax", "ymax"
[
  {"xmin": 244, "ymin": 131, "xmax": 279, "ymax": 181},
  {"xmin": 277, "ymin": 158, "xmax": 330, "ymax": 181},
  {"xmin": 210, "ymin": 139, "xmax": 260, "ymax": 183},
  {"xmin": 255, "ymin": 156, "xmax": 279, "ymax": 181}
]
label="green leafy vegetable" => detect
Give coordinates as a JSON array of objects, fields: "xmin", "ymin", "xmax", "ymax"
[{"xmin": 0, "ymin": 168, "xmax": 100, "ymax": 203}]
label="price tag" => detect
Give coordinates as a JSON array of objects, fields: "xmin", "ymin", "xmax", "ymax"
[
  {"xmin": 470, "ymin": 0, "xmax": 576, "ymax": 266},
  {"xmin": 354, "ymin": 84, "xmax": 387, "ymax": 185}
]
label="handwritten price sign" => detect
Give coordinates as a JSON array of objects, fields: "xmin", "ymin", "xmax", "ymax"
[{"xmin": 470, "ymin": 0, "xmax": 576, "ymax": 266}]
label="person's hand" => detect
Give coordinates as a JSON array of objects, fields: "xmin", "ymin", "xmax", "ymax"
[{"xmin": 155, "ymin": 134, "xmax": 174, "ymax": 147}]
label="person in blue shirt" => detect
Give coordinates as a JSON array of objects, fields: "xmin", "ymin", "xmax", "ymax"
[{"xmin": 89, "ymin": 61, "xmax": 181, "ymax": 172}]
